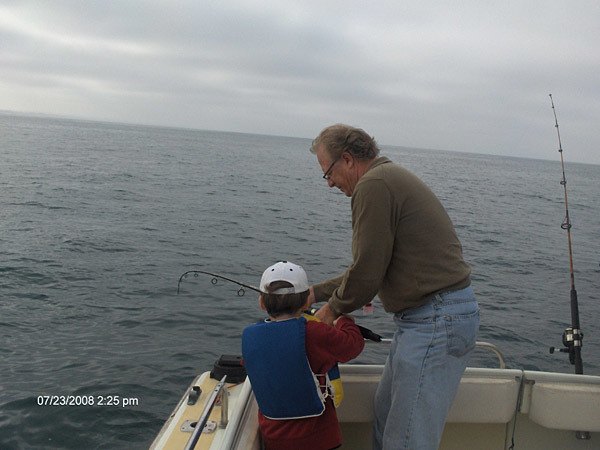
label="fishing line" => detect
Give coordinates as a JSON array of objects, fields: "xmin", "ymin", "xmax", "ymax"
[{"xmin": 548, "ymin": 94, "xmax": 585, "ymax": 377}]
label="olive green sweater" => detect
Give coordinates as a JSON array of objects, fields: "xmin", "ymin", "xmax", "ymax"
[{"xmin": 313, "ymin": 157, "xmax": 471, "ymax": 314}]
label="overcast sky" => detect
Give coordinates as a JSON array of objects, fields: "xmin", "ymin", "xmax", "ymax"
[{"xmin": 1, "ymin": 1, "xmax": 599, "ymax": 164}]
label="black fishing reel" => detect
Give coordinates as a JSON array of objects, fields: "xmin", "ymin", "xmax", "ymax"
[{"xmin": 549, "ymin": 326, "xmax": 583, "ymax": 366}]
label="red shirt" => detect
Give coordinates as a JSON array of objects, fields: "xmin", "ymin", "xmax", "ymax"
[{"xmin": 258, "ymin": 317, "xmax": 365, "ymax": 450}]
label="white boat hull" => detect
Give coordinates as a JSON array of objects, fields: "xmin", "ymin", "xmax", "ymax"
[{"xmin": 151, "ymin": 362, "xmax": 600, "ymax": 450}]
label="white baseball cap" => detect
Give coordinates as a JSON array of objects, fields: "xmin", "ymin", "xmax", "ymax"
[{"xmin": 259, "ymin": 261, "xmax": 309, "ymax": 295}]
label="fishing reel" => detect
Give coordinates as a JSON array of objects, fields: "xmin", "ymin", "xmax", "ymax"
[{"xmin": 549, "ymin": 326, "xmax": 583, "ymax": 366}]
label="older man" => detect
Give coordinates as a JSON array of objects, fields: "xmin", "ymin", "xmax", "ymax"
[{"xmin": 308, "ymin": 124, "xmax": 480, "ymax": 450}]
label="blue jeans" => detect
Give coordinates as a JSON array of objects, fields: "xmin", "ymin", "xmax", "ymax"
[{"xmin": 373, "ymin": 286, "xmax": 480, "ymax": 450}]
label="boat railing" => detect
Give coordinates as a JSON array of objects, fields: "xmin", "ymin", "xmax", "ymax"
[
  {"xmin": 183, "ymin": 375, "xmax": 229, "ymax": 450},
  {"xmin": 474, "ymin": 341, "xmax": 506, "ymax": 369},
  {"xmin": 378, "ymin": 339, "xmax": 506, "ymax": 369}
]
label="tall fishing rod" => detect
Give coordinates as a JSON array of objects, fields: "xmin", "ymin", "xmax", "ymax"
[
  {"xmin": 177, "ymin": 269, "xmax": 383, "ymax": 342},
  {"xmin": 548, "ymin": 94, "xmax": 584, "ymax": 376}
]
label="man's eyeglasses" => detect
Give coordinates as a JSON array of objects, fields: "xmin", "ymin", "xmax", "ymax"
[{"xmin": 322, "ymin": 157, "xmax": 340, "ymax": 180}]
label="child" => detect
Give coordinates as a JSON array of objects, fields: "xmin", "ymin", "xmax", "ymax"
[{"xmin": 242, "ymin": 261, "xmax": 365, "ymax": 450}]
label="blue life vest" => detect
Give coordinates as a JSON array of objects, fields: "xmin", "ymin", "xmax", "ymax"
[{"xmin": 242, "ymin": 317, "xmax": 331, "ymax": 420}]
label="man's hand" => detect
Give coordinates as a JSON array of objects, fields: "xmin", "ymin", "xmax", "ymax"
[
  {"xmin": 307, "ymin": 286, "xmax": 316, "ymax": 305},
  {"xmin": 333, "ymin": 314, "xmax": 355, "ymax": 327},
  {"xmin": 314, "ymin": 303, "xmax": 339, "ymax": 325}
]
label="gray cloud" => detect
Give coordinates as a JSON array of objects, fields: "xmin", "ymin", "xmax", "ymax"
[{"xmin": 1, "ymin": 0, "xmax": 599, "ymax": 163}]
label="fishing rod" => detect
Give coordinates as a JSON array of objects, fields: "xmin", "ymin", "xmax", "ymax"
[
  {"xmin": 177, "ymin": 269, "xmax": 383, "ymax": 342},
  {"xmin": 177, "ymin": 269, "xmax": 260, "ymax": 296},
  {"xmin": 548, "ymin": 94, "xmax": 584, "ymax": 376}
]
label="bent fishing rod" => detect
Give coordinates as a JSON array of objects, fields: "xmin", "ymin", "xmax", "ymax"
[
  {"xmin": 548, "ymin": 94, "xmax": 584, "ymax": 375},
  {"xmin": 177, "ymin": 269, "xmax": 261, "ymax": 296},
  {"xmin": 177, "ymin": 269, "xmax": 383, "ymax": 342}
]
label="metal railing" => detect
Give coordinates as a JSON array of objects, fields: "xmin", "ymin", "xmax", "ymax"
[
  {"xmin": 474, "ymin": 341, "xmax": 506, "ymax": 369},
  {"xmin": 377, "ymin": 339, "xmax": 506, "ymax": 369},
  {"xmin": 183, "ymin": 375, "xmax": 229, "ymax": 450}
]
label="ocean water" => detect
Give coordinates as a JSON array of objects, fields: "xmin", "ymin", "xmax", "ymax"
[{"xmin": 1, "ymin": 113, "xmax": 599, "ymax": 449}]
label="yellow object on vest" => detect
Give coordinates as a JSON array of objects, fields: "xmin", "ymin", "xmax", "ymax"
[{"xmin": 302, "ymin": 313, "xmax": 345, "ymax": 408}]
